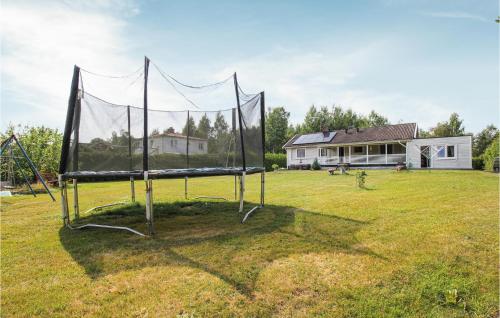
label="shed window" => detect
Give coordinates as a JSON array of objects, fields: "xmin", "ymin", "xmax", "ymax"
[
  {"xmin": 319, "ymin": 148, "xmax": 327, "ymax": 157},
  {"xmin": 447, "ymin": 145, "xmax": 455, "ymax": 158},
  {"xmin": 437, "ymin": 145, "xmax": 456, "ymax": 159},
  {"xmin": 297, "ymin": 148, "xmax": 305, "ymax": 158},
  {"xmin": 170, "ymin": 139, "xmax": 178, "ymax": 148}
]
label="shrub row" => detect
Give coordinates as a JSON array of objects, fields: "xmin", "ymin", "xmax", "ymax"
[{"xmin": 264, "ymin": 153, "xmax": 287, "ymax": 171}]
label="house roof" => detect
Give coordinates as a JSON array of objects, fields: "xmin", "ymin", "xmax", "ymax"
[{"xmin": 283, "ymin": 123, "xmax": 417, "ymax": 148}]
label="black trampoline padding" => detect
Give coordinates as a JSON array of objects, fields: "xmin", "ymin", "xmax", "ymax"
[{"xmin": 62, "ymin": 167, "xmax": 264, "ymax": 181}]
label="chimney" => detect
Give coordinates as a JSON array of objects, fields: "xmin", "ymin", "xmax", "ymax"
[{"xmin": 322, "ymin": 127, "xmax": 329, "ymax": 137}]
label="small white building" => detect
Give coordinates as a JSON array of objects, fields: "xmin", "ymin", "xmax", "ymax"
[
  {"xmin": 283, "ymin": 123, "xmax": 472, "ymax": 169},
  {"xmin": 135, "ymin": 133, "xmax": 208, "ymax": 155}
]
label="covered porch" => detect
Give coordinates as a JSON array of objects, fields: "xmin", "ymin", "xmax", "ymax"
[{"xmin": 318, "ymin": 142, "xmax": 407, "ymax": 166}]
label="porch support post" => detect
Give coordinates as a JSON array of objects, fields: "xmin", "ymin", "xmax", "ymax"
[
  {"xmin": 73, "ymin": 178, "xmax": 79, "ymax": 220},
  {"xmin": 130, "ymin": 177, "xmax": 135, "ymax": 202},
  {"xmin": 405, "ymin": 143, "xmax": 408, "ymax": 163},
  {"xmin": 385, "ymin": 144, "xmax": 388, "ymax": 164},
  {"xmin": 349, "ymin": 146, "xmax": 351, "ymax": 163},
  {"xmin": 239, "ymin": 172, "xmax": 245, "ymax": 213},
  {"xmin": 366, "ymin": 145, "xmax": 369, "ymax": 163}
]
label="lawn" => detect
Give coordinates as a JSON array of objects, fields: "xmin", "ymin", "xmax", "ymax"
[{"xmin": 1, "ymin": 170, "xmax": 498, "ymax": 317}]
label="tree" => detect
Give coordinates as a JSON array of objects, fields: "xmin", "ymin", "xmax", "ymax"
[
  {"xmin": 301, "ymin": 105, "xmax": 320, "ymax": 133},
  {"xmin": 1, "ymin": 124, "xmax": 62, "ymax": 180},
  {"xmin": 265, "ymin": 107, "xmax": 290, "ymax": 153},
  {"xmin": 150, "ymin": 128, "xmax": 160, "ymax": 136},
  {"xmin": 366, "ymin": 110, "xmax": 389, "ymax": 127},
  {"xmin": 213, "ymin": 112, "xmax": 229, "ymax": 137},
  {"xmin": 195, "ymin": 114, "xmax": 211, "ymax": 139},
  {"xmin": 163, "ymin": 127, "xmax": 175, "ymax": 134},
  {"xmin": 473, "ymin": 124, "xmax": 499, "ymax": 157},
  {"xmin": 418, "ymin": 128, "xmax": 432, "ymax": 138},
  {"xmin": 483, "ymin": 135, "xmax": 499, "ymax": 171},
  {"xmin": 431, "ymin": 113, "xmax": 465, "ymax": 137},
  {"xmin": 182, "ymin": 116, "xmax": 196, "ymax": 136},
  {"xmin": 448, "ymin": 113, "xmax": 465, "ymax": 136},
  {"xmin": 208, "ymin": 112, "xmax": 230, "ymax": 153}
]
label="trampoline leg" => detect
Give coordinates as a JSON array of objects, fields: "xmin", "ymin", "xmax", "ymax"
[
  {"xmin": 130, "ymin": 177, "xmax": 135, "ymax": 202},
  {"xmin": 185, "ymin": 176, "xmax": 188, "ymax": 200},
  {"xmin": 59, "ymin": 176, "xmax": 69, "ymax": 227},
  {"xmin": 145, "ymin": 179, "xmax": 154, "ymax": 236},
  {"xmin": 260, "ymin": 172, "xmax": 265, "ymax": 207},
  {"xmin": 239, "ymin": 172, "xmax": 245, "ymax": 213},
  {"xmin": 234, "ymin": 175, "xmax": 237, "ymax": 201},
  {"xmin": 73, "ymin": 179, "xmax": 79, "ymax": 220}
]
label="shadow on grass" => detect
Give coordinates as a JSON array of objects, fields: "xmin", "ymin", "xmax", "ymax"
[{"xmin": 59, "ymin": 201, "xmax": 383, "ymax": 298}]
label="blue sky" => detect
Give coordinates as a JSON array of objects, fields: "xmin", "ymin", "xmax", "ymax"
[{"xmin": 1, "ymin": 0, "xmax": 498, "ymax": 133}]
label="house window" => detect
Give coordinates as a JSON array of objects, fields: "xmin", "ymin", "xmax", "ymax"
[
  {"xmin": 170, "ymin": 139, "xmax": 178, "ymax": 148},
  {"xmin": 198, "ymin": 143, "xmax": 204, "ymax": 151},
  {"xmin": 437, "ymin": 145, "xmax": 456, "ymax": 159},
  {"xmin": 318, "ymin": 148, "xmax": 327, "ymax": 157},
  {"xmin": 297, "ymin": 148, "xmax": 305, "ymax": 158},
  {"xmin": 387, "ymin": 144, "xmax": 393, "ymax": 154},
  {"xmin": 353, "ymin": 146, "xmax": 363, "ymax": 153}
]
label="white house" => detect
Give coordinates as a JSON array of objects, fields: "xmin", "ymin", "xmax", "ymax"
[
  {"xmin": 135, "ymin": 133, "xmax": 208, "ymax": 155},
  {"xmin": 283, "ymin": 123, "xmax": 472, "ymax": 169}
]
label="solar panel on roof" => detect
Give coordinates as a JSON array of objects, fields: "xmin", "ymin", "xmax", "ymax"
[{"xmin": 293, "ymin": 131, "xmax": 336, "ymax": 145}]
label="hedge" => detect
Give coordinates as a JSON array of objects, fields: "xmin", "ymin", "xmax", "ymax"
[
  {"xmin": 472, "ymin": 157, "xmax": 484, "ymax": 170},
  {"xmin": 264, "ymin": 153, "xmax": 286, "ymax": 171}
]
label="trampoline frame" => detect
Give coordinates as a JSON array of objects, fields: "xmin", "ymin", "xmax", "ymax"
[
  {"xmin": 60, "ymin": 170, "xmax": 265, "ymax": 236},
  {"xmin": 58, "ymin": 57, "xmax": 266, "ymax": 237}
]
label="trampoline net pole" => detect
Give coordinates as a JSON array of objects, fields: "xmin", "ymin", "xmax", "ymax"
[
  {"xmin": 143, "ymin": 56, "xmax": 150, "ymax": 173},
  {"xmin": 233, "ymin": 73, "xmax": 246, "ymax": 171}
]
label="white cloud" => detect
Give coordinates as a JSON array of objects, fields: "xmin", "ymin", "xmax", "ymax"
[
  {"xmin": 214, "ymin": 45, "xmax": 454, "ymax": 131},
  {"xmin": 0, "ymin": 1, "xmax": 139, "ymax": 129}
]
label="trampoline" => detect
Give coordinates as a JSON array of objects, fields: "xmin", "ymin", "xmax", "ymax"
[{"xmin": 59, "ymin": 57, "xmax": 265, "ymax": 236}]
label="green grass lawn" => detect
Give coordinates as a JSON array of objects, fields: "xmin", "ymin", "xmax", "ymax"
[{"xmin": 1, "ymin": 170, "xmax": 498, "ymax": 317}]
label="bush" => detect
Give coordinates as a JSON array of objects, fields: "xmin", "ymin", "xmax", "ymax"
[
  {"xmin": 311, "ymin": 158, "xmax": 321, "ymax": 170},
  {"xmin": 271, "ymin": 164, "xmax": 279, "ymax": 171},
  {"xmin": 356, "ymin": 170, "xmax": 367, "ymax": 188},
  {"xmin": 264, "ymin": 152, "xmax": 286, "ymax": 171},
  {"xmin": 1, "ymin": 125, "xmax": 62, "ymax": 183},
  {"xmin": 472, "ymin": 157, "xmax": 484, "ymax": 170},
  {"xmin": 483, "ymin": 136, "xmax": 499, "ymax": 171}
]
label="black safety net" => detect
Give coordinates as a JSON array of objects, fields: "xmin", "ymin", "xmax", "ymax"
[{"xmin": 60, "ymin": 59, "xmax": 264, "ymax": 178}]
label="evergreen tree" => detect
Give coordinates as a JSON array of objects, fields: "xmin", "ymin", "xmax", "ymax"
[
  {"xmin": 195, "ymin": 114, "xmax": 211, "ymax": 139},
  {"xmin": 182, "ymin": 116, "xmax": 196, "ymax": 136}
]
